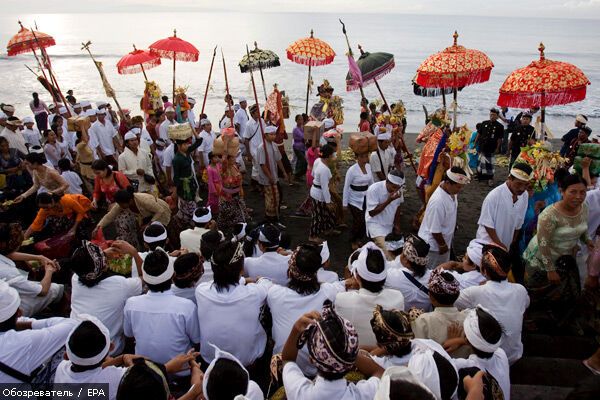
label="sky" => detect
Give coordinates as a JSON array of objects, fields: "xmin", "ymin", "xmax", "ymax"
[{"xmin": 4, "ymin": 0, "xmax": 600, "ymax": 19}]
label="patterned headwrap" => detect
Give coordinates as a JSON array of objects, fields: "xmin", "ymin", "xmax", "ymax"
[
  {"xmin": 428, "ymin": 269, "xmax": 460, "ymax": 297},
  {"xmin": 370, "ymin": 305, "xmax": 415, "ymax": 354},
  {"xmin": 77, "ymin": 241, "xmax": 109, "ymax": 285},
  {"xmin": 173, "ymin": 255, "xmax": 205, "ymax": 284},
  {"xmin": 297, "ymin": 300, "xmax": 359, "ymax": 375},
  {"xmin": 287, "ymin": 246, "xmax": 314, "ymax": 282},
  {"xmin": 403, "ymin": 235, "xmax": 429, "ymax": 267},
  {"xmin": 481, "ymin": 246, "xmax": 508, "ymax": 279}
]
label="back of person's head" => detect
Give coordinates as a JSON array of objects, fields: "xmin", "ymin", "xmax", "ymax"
[
  {"xmin": 25, "ymin": 151, "xmax": 47, "ymax": 166},
  {"xmin": 0, "ymin": 281, "xmax": 20, "ymax": 332},
  {"xmin": 320, "ymin": 144, "xmax": 335, "ymax": 159},
  {"xmin": 389, "ymin": 379, "xmax": 436, "ymax": 400},
  {"xmin": 553, "ymin": 167, "xmax": 570, "ymax": 188},
  {"xmin": 91, "ymin": 159, "xmax": 112, "ymax": 175},
  {"xmin": 433, "ymin": 351, "xmax": 459, "ymax": 400},
  {"xmin": 0, "ymin": 223, "xmax": 23, "ymax": 256},
  {"xmin": 402, "ymin": 234, "xmax": 430, "ymax": 278},
  {"xmin": 143, "ymin": 249, "xmax": 172, "ymax": 292},
  {"xmin": 69, "ymin": 243, "xmax": 108, "ymax": 287},
  {"xmin": 114, "ymin": 187, "xmax": 135, "ymax": 204},
  {"xmin": 258, "ymin": 223, "xmax": 280, "ymax": 251},
  {"xmin": 360, "ymin": 111, "xmax": 369, "ymax": 120},
  {"xmin": 428, "ymin": 269, "xmax": 460, "ymax": 306},
  {"xmin": 211, "ymin": 239, "xmax": 244, "ymax": 292},
  {"xmin": 67, "ymin": 320, "xmax": 108, "ymax": 370},
  {"xmin": 360, "ymin": 248, "xmax": 387, "ymax": 293},
  {"xmin": 193, "ymin": 206, "xmax": 212, "ymax": 228},
  {"xmin": 36, "ymin": 192, "xmax": 61, "ymax": 207},
  {"xmin": 287, "ymin": 243, "xmax": 321, "ymax": 295},
  {"xmin": 467, "ymin": 306, "xmax": 503, "ymax": 359},
  {"xmin": 370, "ymin": 305, "xmax": 414, "ymax": 357},
  {"xmin": 201, "ymin": 230, "xmax": 222, "ymax": 261},
  {"xmin": 173, "ymin": 253, "xmax": 203, "ymax": 289},
  {"xmin": 117, "ymin": 359, "xmax": 170, "ymax": 400},
  {"xmin": 205, "ymin": 358, "xmax": 249, "ymax": 400},
  {"xmin": 143, "ymin": 222, "xmax": 168, "ymax": 250},
  {"xmin": 481, "ymin": 245, "xmax": 511, "ymax": 282},
  {"xmin": 279, "ymin": 232, "xmax": 292, "ymax": 250},
  {"xmin": 58, "ymin": 158, "xmax": 72, "ymax": 171}
]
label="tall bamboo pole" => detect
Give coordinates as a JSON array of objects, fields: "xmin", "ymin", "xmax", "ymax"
[
  {"xmin": 339, "ymin": 19, "xmax": 366, "ymax": 99},
  {"xmin": 201, "ymin": 46, "xmax": 217, "ymax": 116},
  {"xmin": 221, "ymin": 49, "xmax": 235, "ymax": 128}
]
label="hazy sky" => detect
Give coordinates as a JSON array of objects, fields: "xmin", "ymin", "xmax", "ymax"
[{"xmin": 4, "ymin": 0, "xmax": 600, "ymax": 19}]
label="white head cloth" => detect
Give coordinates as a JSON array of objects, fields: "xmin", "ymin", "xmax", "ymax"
[
  {"xmin": 387, "ymin": 172, "xmax": 405, "ymax": 187},
  {"xmin": 320, "ymin": 241, "xmax": 330, "ymax": 264},
  {"xmin": 576, "ymin": 114, "xmax": 588, "ymax": 124},
  {"xmin": 84, "ymin": 109, "xmax": 96, "ymax": 117},
  {"xmin": 350, "ymin": 242, "xmax": 388, "ymax": 282},
  {"xmin": 165, "ymin": 106, "xmax": 175, "ymax": 113},
  {"xmin": 193, "ymin": 207, "xmax": 212, "ymax": 223},
  {"xmin": 188, "ymin": 97, "xmax": 196, "ymax": 105},
  {"xmin": 200, "ymin": 119, "xmax": 210, "ymax": 127},
  {"xmin": 96, "ymin": 109, "xmax": 106, "ymax": 115},
  {"xmin": 96, "ymin": 102, "xmax": 108, "ymax": 109},
  {"xmin": 510, "ymin": 166, "xmax": 533, "ymax": 181},
  {"xmin": 378, "ymin": 132, "xmax": 391, "ymax": 141},
  {"xmin": 323, "ymin": 118, "xmax": 335, "ymax": 129},
  {"xmin": 66, "ymin": 314, "xmax": 111, "ymax": 366},
  {"xmin": 446, "ymin": 170, "xmax": 470, "ymax": 185},
  {"xmin": 59, "ymin": 107, "xmax": 67, "ymax": 114},
  {"xmin": 81, "ymin": 101, "xmax": 91, "ymax": 108},
  {"xmin": 124, "ymin": 132, "xmax": 137, "ymax": 141},
  {"xmin": 374, "ymin": 366, "xmax": 436, "ymax": 400},
  {"xmin": 235, "ymin": 223, "xmax": 248, "ymax": 241},
  {"xmin": 265, "ymin": 125, "xmax": 277, "ymax": 134},
  {"xmin": 143, "ymin": 222, "xmax": 167, "ymax": 243},
  {"xmin": 22, "ymin": 116, "xmax": 34, "ymax": 124},
  {"xmin": 0, "ymin": 280, "xmax": 20, "ymax": 322},
  {"xmin": 239, "ymin": 97, "xmax": 247, "ymax": 103},
  {"xmin": 463, "ymin": 305, "xmax": 502, "ymax": 353},
  {"xmin": 408, "ymin": 350, "xmax": 442, "ymax": 400},
  {"xmin": 143, "ymin": 247, "xmax": 174, "ymax": 285},
  {"xmin": 203, "ymin": 343, "xmax": 250, "ymax": 400}
]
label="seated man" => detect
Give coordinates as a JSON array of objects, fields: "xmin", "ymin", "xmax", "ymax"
[{"xmin": 244, "ymin": 224, "xmax": 290, "ymax": 286}]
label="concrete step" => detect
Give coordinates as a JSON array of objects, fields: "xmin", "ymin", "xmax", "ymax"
[
  {"xmin": 511, "ymin": 384, "xmax": 573, "ymax": 400},
  {"xmin": 522, "ymin": 334, "xmax": 598, "ymax": 359},
  {"xmin": 510, "ymin": 357, "xmax": 594, "ymax": 387}
]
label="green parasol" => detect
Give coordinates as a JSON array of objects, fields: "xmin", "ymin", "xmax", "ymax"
[{"xmin": 239, "ymin": 41, "xmax": 280, "ymax": 100}]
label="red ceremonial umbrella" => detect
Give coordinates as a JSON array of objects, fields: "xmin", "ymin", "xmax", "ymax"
[
  {"xmin": 415, "ymin": 31, "xmax": 494, "ymax": 128},
  {"xmin": 6, "ymin": 21, "xmax": 69, "ymax": 113},
  {"xmin": 497, "ymin": 43, "xmax": 590, "ymax": 139},
  {"xmin": 117, "ymin": 44, "xmax": 161, "ymax": 80},
  {"xmin": 286, "ymin": 30, "xmax": 336, "ymax": 113},
  {"xmin": 149, "ymin": 29, "xmax": 199, "ymax": 101}
]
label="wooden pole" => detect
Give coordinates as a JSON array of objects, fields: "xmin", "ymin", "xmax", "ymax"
[
  {"xmin": 221, "ymin": 49, "xmax": 235, "ymax": 128},
  {"xmin": 339, "ymin": 19, "xmax": 365, "ymax": 99},
  {"xmin": 305, "ymin": 63, "xmax": 312, "ymax": 114},
  {"xmin": 442, "ymin": 91, "xmax": 447, "ymax": 108},
  {"xmin": 81, "ymin": 41, "xmax": 124, "ymax": 117},
  {"xmin": 201, "ymin": 46, "xmax": 217, "ymax": 116},
  {"xmin": 140, "ymin": 64, "xmax": 148, "ymax": 81},
  {"xmin": 453, "ymin": 87, "xmax": 458, "ymax": 130},
  {"xmin": 259, "ymin": 65, "xmax": 268, "ymax": 101},
  {"xmin": 172, "ymin": 54, "xmax": 176, "ymax": 103}
]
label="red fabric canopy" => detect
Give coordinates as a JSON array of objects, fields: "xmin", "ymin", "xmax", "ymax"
[
  {"xmin": 497, "ymin": 43, "xmax": 590, "ymax": 109},
  {"xmin": 7, "ymin": 22, "xmax": 55, "ymax": 56},
  {"xmin": 286, "ymin": 30, "xmax": 335, "ymax": 67},
  {"xmin": 149, "ymin": 30, "xmax": 199, "ymax": 62},
  {"xmin": 117, "ymin": 46, "xmax": 161, "ymax": 75}
]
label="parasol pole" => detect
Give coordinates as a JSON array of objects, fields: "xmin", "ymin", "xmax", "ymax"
[
  {"xmin": 538, "ymin": 43, "xmax": 547, "ymax": 141},
  {"xmin": 339, "ymin": 19, "xmax": 365, "ymax": 100},
  {"xmin": 28, "ymin": 24, "xmax": 66, "ymax": 111},
  {"xmin": 452, "ymin": 86, "xmax": 458, "ymax": 130},
  {"xmin": 221, "ymin": 49, "xmax": 235, "ymax": 128},
  {"xmin": 442, "ymin": 91, "xmax": 447, "ymax": 108},
  {"xmin": 81, "ymin": 41, "xmax": 124, "ymax": 117},
  {"xmin": 305, "ymin": 63, "xmax": 312, "ymax": 114},
  {"xmin": 254, "ymin": 42, "xmax": 268, "ymax": 101},
  {"xmin": 201, "ymin": 46, "xmax": 217, "ymax": 116},
  {"xmin": 171, "ymin": 29, "xmax": 177, "ymax": 102}
]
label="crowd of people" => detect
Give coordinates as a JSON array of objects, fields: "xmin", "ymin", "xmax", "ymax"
[{"xmin": 0, "ymin": 82, "xmax": 599, "ymax": 400}]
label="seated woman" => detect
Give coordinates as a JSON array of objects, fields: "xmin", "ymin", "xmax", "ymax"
[
  {"xmin": 24, "ymin": 192, "xmax": 92, "ymax": 241},
  {"xmin": 91, "ymin": 159, "xmax": 131, "ymax": 210},
  {"xmin": 14, "ymin": 152, "xmax": 69, "ymax": 204},
  {"xmin": 94, "ymin": 188, "xmax": 171, "ymax": 250},
  {"xmin": 0, "ymin": 222, "xmax": 65, "ymax": 317},
  {"xmin": 0, "ymin": 136, "xmax": 29, "ymax": 195},
  {"xmin": 524, "ymin": 173, "xmax": 593, "ymax": 325}
]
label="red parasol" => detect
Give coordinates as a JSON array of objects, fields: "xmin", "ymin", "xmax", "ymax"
[
  {"xmin": 117, "ymin": 44, "xmax": 161, "ymax": 80},
  {"xmin": 497, "ymin": 43, "xmax": 590, "ymax": 139},
  {"xmin": 416, "ymin": 31, "xmax": 494, "ymax": 128},
  {"xmin": 286, "ymin": 30, "xmax": 336, "ymax": 113},
  {"xmin": 149, "ymin": 29, "xmax": 199, "ymax": 100}
]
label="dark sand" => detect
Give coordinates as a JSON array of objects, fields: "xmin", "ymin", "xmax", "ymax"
[{"xmin": 241, "ymin": 133, "xmax": 511, "ymax": 274}]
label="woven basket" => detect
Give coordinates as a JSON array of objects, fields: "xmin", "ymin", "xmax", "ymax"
[{"xmin": 167, "ymin": 123, "xmax": 193, "ymax": 141}]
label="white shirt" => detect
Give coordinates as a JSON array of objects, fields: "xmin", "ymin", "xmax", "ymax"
[
  {"xmin": 159, "ymin": 118, "xmax": 177, "ymax": 144},
  {"xmin": 244, "ymin": 118, "xmax": 266, "ymax": 157},
  {"xmin": 187, "ymin": 109, "xmax": 197, "ymax": 128},
  {"xmin": 180, "ymin": 227, "xmax": 209, "ymax": 253},
  {"xmin": 283, "ymin": 362, "xmax": 379, "ymax": 400},
  {"xmin": 161, "ymin": 143, "xmax": 175, "ymax": 169},
  {"xmin": 455, "ymin": 280, "xmax": 530, "ymax": 364},
  {"xmin": 195, "ymin": 278, "xmax": 272, "ymax": 366},
  {"xmin": 198, "ymin": 130, "xmax": 218, "ymax": 166},
  {"xmin": 268, "ymin": 282, "xmax": 344, "ymax": 376},
  {"xmin": 370, "ymin": 145, "xmax": 396, "ymax": 182},
  {"xmin": 0, "ymin": 317, "xmax": 77, "ymax": 383},
  {"xmin": 418, "ymin": 185, "xmax": 458, "ymax": 251},
  {"xmin": 54, "ymin": 361, "xmax": 127, "ymax": 400},
  {"xmin": 0, "ymin": 253, "xmax": 43, "ymax": 298},
  {"xmin": 371, "ymin": 338, "xmax": 449, "ymax": 368},
  {"xmin": 1, "ymin": 127, "xmax": 28, "ymax": 154},
  {"xmin": 343, "ymin": 163, "xmax": 373, "ymax": 209},
  {"xmin": 171, "ymin": 284, "xmax": 197, "ymax": 304},
  {"xmin": 365, "ymin": 181, "xmax": 403, "ymax": 238},
  {"xmin": 89, "ymin": 120, "xmax": 118, "ymax": 156},
  {"xmin": 235, "ymin": 107, "xmax": 249, "ymax": 139},
  {"xmin": 448, "ymin": 270, "xmax": 486, "ymax": 290},
  {"xmin": 140, "ymin": 128, "xmax": 154, "ymax": 149},
  {"xmin": 61, "ymin": 170, "xmax": 83, "ymax": 194},
  {"xmin": 23, "ymin": 127, "xmax": 42, "ymax": 147},
  {"xmin": 118, "ymin": 147, "xmax": 154, "ymax": 192},
  {"xmin": 244, "ymin": 251, "xmax": 290, "ymax": 286},
  {"xmin": 455, "ymin": 349, "xmax": 511, "ymax": 400},
  {"xmin": 71, "ymin": 274, "xmax": 143, "ymax": 355},
  {"xmin": 585, "ymin": 188, "xmax": 600, "ymax": 238},
  {"xmin": 124, "ymin": 290, "xmax": 200, "ymax": 371},
  {"xmin": 386, "ymin": 260, "xmax": 432, "ymax": 312},
  {"xmin": 336, "ymin": 288, "xmax": 405, "ymax": 348},
  {"xmin": 310, "ymin": 159, "xmax": 332, "ymax": 203}
]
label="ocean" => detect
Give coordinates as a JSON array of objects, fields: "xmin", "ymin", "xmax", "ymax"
[{"xmin": 1, "ymin": 11, "xmax": 599, "ymax": 134}]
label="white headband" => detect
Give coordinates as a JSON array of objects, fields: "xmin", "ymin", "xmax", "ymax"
[
  {"xmin": 0, "ymin": 280, "xmax": 20, "ymax": 323},
  {"xmin": 66, "ymin": 314, "xmax": 111, "ymax": 366},
  {"xmin": 378, "ymin": 132, "xmax": 391, "ymax": 141},
  {"xmin": 463, "ymin": 306, "xmax": 502, "ymax": 353},
  {"xmin": 408, "ymin": 350, "xmax": 442, "ymax": 400},
  {"xmin": 193, "ymin": 208, "xmax": 212, "ymax": 223},
  {"xmin": 387, "ymin": 173, "xmax": 405, "ymax": 187},
  {"xmin": 203, "ymin": 343, "xmax": 249, "ymax": 400},
  {"xmin": 447, "ymin": 170, "xmax": 470, "ymax": 185},
  {"xmin": 235, "ymin": 223, "xmax": 247, "ymax": 241},
  {"xmin": 143, "ymin": 247, "xmax": 174, "ymax": 285},
  {"xmin": 258, "ymin": 230, "xmax": 280, "ymax": 246},
  {"xmin": 143, "ymin": 222, "xmax": 167, "ymax": 243},
  {"xmin": 374, "ymin": 366, "xmax": 436, "ymax": 400},
  {"xmin": 510, "ymin": 167, "xmax": 533, "ymax": 181},
  {"xmin": 350, "ymin": 242, "xmax": 388, "ymax": 282},
  {"xmin": 320, "ymin": 241, "xmax": 330, "ymax": 264}
]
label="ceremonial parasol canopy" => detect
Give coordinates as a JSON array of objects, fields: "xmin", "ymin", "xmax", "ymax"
[
  {"xmin": 117, "ymin": 45, "xmax": 161, "ymax": 80},
  {"xmin": 287, "ymin": 30, "xmax": 336, "ymax": 113},
  {"xmin": 345, "ymin": 47, "xmax": 395, "ymax": 91},
  {"xmin": 6, "ymin": 21, "xmax": 55, "ymax": 56},
  {"xmin": 149, "ymin": 29, "xmax": 199, "ymax": 100},
  {"xmin": 239, "ymin": 41, "xmax": 280, "ymax": 100},
  {"xmin": 497, "ymin": 43, "xmax": 590, "ymax": 139},
  {"xmin": 415, "ymin": 31, "xmax": 494, "ymax": 128}
]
